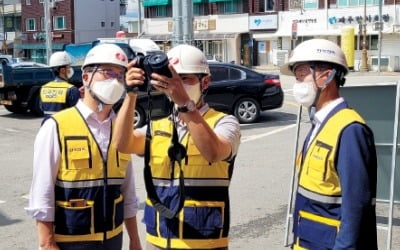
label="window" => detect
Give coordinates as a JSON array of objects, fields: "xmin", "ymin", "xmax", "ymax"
[
  {"xmin": 111, "ymin": 22, "xmax": 114, "ymax": 27},
  {"xmin": 355, "ymin": 35, "xmax": 379, "ymax": 50},
  {"xmin": 101, "ymin": 21, "xmax": 105, "ymax": 27},
  {"xmin": 194, "ymin": 3, "xmax": 209, "ymax": 16},
  {"xmin": 338, "ymin": 0, "xmax": 379, "ymax": 7},
  {"xmin": 26, "ymin": 18, "xmax": 36, "ymax": 31},
  {"xmin": 210, "ymin": 66, "xmax": 243, "ymax": 82},
  {"xmin": 26, "ymin": 0, "xmax": 31, "ymax": 5},
  {"xmin": 41, "ymin": 17, "xmax": 45, "ymax": 31},
  {"xmin": 53, "ymin": 16, "xmax": 66, "ymax": 30},
  {"xmin": 144, "ymin": 6, "xmax": 172, "ymax": 18},
  {"xmin": 304, "ymin": 0, "xmax": 318, "ymax": 9},
  {"xmin": 260, "ymin": 0, "xmax": 275, "ymax": 11}
]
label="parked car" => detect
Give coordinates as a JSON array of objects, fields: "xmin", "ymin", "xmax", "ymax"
[
  {"xmin": 121, "ymin": 62, "xmax": 284, "ymax": 128},
  {"xmin": 206, "ymin": 62, "xmax": 283, "ymax": 123}
]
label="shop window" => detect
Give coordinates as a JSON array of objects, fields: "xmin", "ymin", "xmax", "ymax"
[
  {"xmin": 355, "ymin": 35, "xmax": 379, "ymax": 50},
  {"xmin": 26, "ymin": 18, "xmax": 36, "ymax": 31},
  {"xmin": 53, "ymin": 16, "xmax": 66, "ymax": 30}
]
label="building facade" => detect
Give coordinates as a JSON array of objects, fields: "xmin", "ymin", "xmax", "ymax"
[
  {"xmin": 138, "ymin": 0, "xmax": 400, "ymax": 71},
  {"xmin": 17, "ymin": 0, "xmax": 126, "ymax": 63},
  {"xmin": 0, "ymin": 0, "xmax": 22, "ymax": 57}
]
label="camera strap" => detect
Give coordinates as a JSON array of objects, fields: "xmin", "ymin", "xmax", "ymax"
[{"xmin": 143, "ymin": 120, "xmax": 186, "ymax": 219}]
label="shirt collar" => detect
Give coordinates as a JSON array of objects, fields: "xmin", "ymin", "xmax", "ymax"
[
  {"xmin": 314, "ymin": 97, "xmax": 344, "ymax": 125},
  {"xmin": 76, "ymin": 99, "xmax": 116, "ymax": 122}
]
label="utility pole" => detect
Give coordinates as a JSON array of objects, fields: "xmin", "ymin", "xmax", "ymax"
[
  {"xmin": 172, "ymin": 0, "xmax": 183, "ymax": 46},
  {"xmin": 182, "ymin": 0, "xmax": 193, "ymax": 45},
  {"xmin": 44, "ymin": 0, "xmax": 52, "ymax": 64},
  {"xmin": 360, "ymin": 0, "xmax": 369, "ymax": 72},
  {"xmin": 137, "ymin": 0, "xmax": 142, "ymax": 36}
]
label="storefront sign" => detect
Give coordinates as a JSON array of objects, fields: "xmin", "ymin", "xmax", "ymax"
[
  {"xmin": 328, "ymin": 14, "xmax": 390, "ymax": 25},
  {"xmin": 249, "ymin": 15, "xmax": 278, "ymax": 30},
  {"xmin": 194, "ymin": 19, "xmax": 216, "ymax": 31}
]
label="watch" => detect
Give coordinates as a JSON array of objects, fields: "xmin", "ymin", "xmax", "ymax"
[{"xmin": 177, "ymin": 100, "xmax": 196, "ymax": 113}]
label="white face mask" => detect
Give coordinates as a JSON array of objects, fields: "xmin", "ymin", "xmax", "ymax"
[
  {"xmin": 293, "ymin": 81, "xmax": 316, "ymax": 108},
  {"xmin": 67, "ymin": 67, "xmax": 74, "ymax": 79},
  {"xmin": 91, "ymin": 79, "xmax": 125, "ymax": 105},
  {"xmin": 183, "ymin": 82, "xmax": 202, "ymax": 104}
]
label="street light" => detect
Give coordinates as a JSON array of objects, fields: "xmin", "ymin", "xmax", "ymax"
[{"xmin": 360, "ymin": 0, "xmax": 369, "ymax": 72}]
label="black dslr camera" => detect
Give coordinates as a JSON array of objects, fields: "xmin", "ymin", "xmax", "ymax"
[{"xmin": 134, "ymin": 52, "xmax": 172, "ymax": 92}]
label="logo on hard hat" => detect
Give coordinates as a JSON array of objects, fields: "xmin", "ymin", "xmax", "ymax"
[
  {"xmin": 115, "ymin": 53, "xmax": 126, "ymax": 62},
  {"xmin": 169, "ymin": 57, "xmax": 179, "ymax": 65},
  {"xmin": 316, "ymin": 48, "xmax": 336, "ymax": 55}
]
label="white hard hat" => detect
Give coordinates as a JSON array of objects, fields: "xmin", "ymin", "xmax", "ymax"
[
  {"xmin": 280, "ymin": 39, "xmax": 348, "ymax": 76},
  {"xmin": 49, "ymin": 51, "xmax": 71, "ymax": 67},
  {"xmin": 82, "ymin": 43, "xmax": 128, "ymax": 69},
  {"xmin": 167, "ymin": 44, "xmax": 209, "ymax": 75}
]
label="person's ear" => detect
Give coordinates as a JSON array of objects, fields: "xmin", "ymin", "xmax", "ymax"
[
  {"xmin": 82, "ymin": 72, "xmax": 89, "ymax": 82},
  {"xmin": 201, "ymin": 75, "xmax": 210, "ymax": 90}
]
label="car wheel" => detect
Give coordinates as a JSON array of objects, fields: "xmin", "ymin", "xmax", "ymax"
[
  {"xmin": 134, "ymin": 106, "xmax": 146, "ymax": 128},
  {"xmin": 233, "ymin": 97, "xmax": 260, "ymax": 124}
]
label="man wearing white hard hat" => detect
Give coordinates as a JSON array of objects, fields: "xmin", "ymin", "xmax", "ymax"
[
  {"xmin": 113, "ymin": 44, "xmax": 241, "ymax": 249},
  {"xmin": 26, "ymin": 43, "xmax": 142, "ymax": 250},
  {"xmin": 40, "ymin": 51, "xmax": 80, "ymax": 118},
  {"xmin": 281, "ymin": 39, "xmax": 377, "ymax": 249}
]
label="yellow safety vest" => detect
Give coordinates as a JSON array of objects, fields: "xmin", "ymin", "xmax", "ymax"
[
  {"xmin": 40, "ymin": 81, "xmax": 73, "ymax": 104},
  {"xmin": 52, "ymin": 107, "xmax": 131, "ymax": 242},
  {"xmin": 294, "ymin": 108, "xmax": 365, "ymax": 249},
  {"xmin": 145, "ymin": 109, "xmax": 233, "ymax": 249}
]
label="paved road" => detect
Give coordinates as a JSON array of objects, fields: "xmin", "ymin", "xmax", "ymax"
[{"xmin": 0, "ymin": 72, "xmax": 399, "ymax": 249}]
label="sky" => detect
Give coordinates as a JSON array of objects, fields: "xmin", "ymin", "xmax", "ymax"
[{"xmin": 120, "ymin": 0, "xmax": 140, "ymax": 27}]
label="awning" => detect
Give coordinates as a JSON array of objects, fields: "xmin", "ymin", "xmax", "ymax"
[
  {"xmin": 140, "ymin": 32, "xmax": 239, "ymax": 41},
  {"xmin": 142, "ymin": 0, "xmax": 171, "ymax": 7},
  {"xmin": 13, "ymin": 43, "xmax": 64, "ymax": 50}
]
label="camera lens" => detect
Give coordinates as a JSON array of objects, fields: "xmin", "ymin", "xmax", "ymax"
[{"xmin": 148, "ymin": 54, "xmax": 172, "ymax": 78}]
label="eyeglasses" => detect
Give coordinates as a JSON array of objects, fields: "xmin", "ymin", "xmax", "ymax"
[{"xmin": 95, "ymin": 68, "xmax": 125, "ymax": 82}]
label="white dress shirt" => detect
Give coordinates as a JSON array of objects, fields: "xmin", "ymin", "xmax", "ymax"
[
  {"xmin": 307, "ymin": 97, "xmax": 345, "ymax": 149},
  {"xmin": 25, "ymin": 100, "xmax": 139, "ymax": 221}
]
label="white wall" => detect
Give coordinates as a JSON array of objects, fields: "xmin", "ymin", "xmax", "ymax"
[{"xmin": 74, "ymin": 0, "xmax": 120, "ymax": 43}]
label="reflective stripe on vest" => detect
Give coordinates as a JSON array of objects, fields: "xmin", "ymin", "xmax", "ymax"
[
  {"xmin": 297, "ymin": 108, "xmax": 365, "ymax": 202},
  {"xmin": 146, "ymin": 108, "xmax": 233, "ymax": 249},
  {"xmin": 52, "ymin": 107, "xmax": 131, "ymax": 242}
]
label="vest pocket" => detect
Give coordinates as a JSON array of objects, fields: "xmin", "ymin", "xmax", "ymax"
[
  {"xmin": 54, "ymin": 200, "xmax": 94, "ymax": 235},
  {"xmin": 113, "ymin": 195, "xmax": 124, "ymax": 229},
  {"xmin": 306, "ymin": 141, "xmax": 332, "ymax": 181},
  {"xmin": 182, "ymin": 201, "xmax": 224, "ymax": 239},
  {"xmin": 64, "ymin": 137, "xmax": 91, "ymax": 170},
  {"xmin": 297, "ymin": 210, "xmax": 339, "ymax": 249}
]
